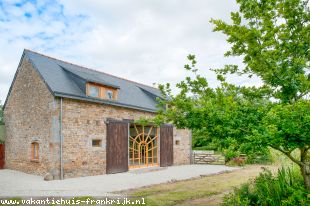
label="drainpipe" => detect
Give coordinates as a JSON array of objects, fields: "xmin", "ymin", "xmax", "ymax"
[{"xmin": 60, "ymin": 98, "xmax": 64, "ymax": 180}]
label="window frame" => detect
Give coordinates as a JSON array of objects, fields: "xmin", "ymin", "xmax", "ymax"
[
  {"xmin": 31, "ymin": 142, "xmax": 39, "ymax": 161},
  {"xmin": 92, "ymin": 139, "xmax": 102, "ymax": 147},
  {"xmin": 88, "ymin": 85, "xmax": 100, "ymax": 98},
  {"xmin": 86, "ymin": 83, "xmax": 118, "ymax": 100},
  {"xmin": 106, "ymin": 90, "xmax": 114, "ymax": 100}
]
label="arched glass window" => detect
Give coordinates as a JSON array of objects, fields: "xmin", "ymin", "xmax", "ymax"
[{"xmin": 31, "ymin": 142, "xmax": 39, "ymax": 161}]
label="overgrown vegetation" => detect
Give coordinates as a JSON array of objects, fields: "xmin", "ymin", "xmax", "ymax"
[{"xmin": 222, "ymin": 167, "xmax": 310, "ymax": 206}]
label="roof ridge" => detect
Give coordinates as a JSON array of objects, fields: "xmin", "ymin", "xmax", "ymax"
[{"xmin": 24, "ymin": 49, "xmax": 159, "ymax": 90}]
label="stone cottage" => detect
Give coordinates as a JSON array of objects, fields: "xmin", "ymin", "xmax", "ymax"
[{"xmin": 3, "ymin": 49, "xmax": 191, "ymax": 179}]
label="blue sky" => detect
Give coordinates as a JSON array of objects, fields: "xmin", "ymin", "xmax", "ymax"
[{"xmin": 0, "ymin": 0, "xmax": 262, "ymax": 103}]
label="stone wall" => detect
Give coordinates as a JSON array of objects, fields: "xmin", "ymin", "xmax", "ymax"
[
  {"xmin": 61, "ymin": 98, "xmax": 156, "ymax": 178},
  {"xmin": 173, "ymin": 128, "xmax": 192, "ymax": 165},
  {"xmin": 192, "ymin": 150, "xmax": 225, "ymax": 165},
  {"xmin": 4, "ymin": 57, "xmax": 60, "ymax": 176},
  {"xmin": 62, "ymin": 99, "xmax": 192, "ymax": 178}
]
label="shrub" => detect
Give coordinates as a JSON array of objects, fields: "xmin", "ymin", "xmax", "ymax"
[
  {"xmin": 222, "ymin": 167, "xmax": 310, "ymax": 206},
  {"xmin": 228, "ymin": 157, "xmax": 246, "ymax": 166}
]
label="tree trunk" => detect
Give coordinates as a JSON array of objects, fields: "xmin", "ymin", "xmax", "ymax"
[
  {"xmin": 300, "ymin": 148, "xmax": 310, "ymax": 190},
  {"xmin": 300, "ymin": 164, "xmax": 310, "ymax": 190}
]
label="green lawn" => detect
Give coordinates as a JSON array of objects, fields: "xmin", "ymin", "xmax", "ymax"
[
  {"xmin": 117, "ymin": 165, "xmax": 279, "ymax": 206},
  {"xmin": 0, "ymin": 124, "xmax": 5, "ymax": 143}
]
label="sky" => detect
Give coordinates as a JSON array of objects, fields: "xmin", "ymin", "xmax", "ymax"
[{"xmin": 0, "ymin": 0, "xmax": 262, "ymax": 103}]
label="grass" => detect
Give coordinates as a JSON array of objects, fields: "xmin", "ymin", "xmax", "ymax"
[
  {"xmin": 0, "ymin": 125, "xmax": 4, "ymax": 143},
  {"xmin": 269, "ymin": 148, "xmax": 300, "ymax": 168},
  {"xmin": 118, "ymin": 165, "xmax": 279, "ymax": 206}
]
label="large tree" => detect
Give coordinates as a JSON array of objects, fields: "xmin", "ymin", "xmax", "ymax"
[
  {"xmin": 157, "ymin": 0, "xmax": 310, "ymax": 188},
  {"xmin": 210, "ymin": 0, "xmax": 310, "ymax": 188}
]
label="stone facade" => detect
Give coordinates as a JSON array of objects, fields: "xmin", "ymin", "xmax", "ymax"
[
  {"xmin": 4, "ymin": 58, "xmax": 192, "ymax": 179},
  {"xmin": 173, "ymin": 128, "xmax": 192, "ymax": 165},
  {"xmin": 4, "ymin": 57, "xmax": 60, "ymax": 176},
  {"xmin": 61, "ymin": 98, "xmax": 155, "ymax": 178}
]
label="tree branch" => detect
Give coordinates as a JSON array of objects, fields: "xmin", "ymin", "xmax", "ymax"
[{"xmin": 271, "ymin": 145, "xmax": 303, "ymax": 166}]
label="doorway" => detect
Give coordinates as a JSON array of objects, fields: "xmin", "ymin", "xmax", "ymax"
[{"xmin": 129, "ymin": 124, "xmax": 159, "ymax": 169}]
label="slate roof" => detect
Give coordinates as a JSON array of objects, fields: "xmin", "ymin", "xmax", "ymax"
[{"xmin": 5, "ymin": 49, "xmax": 163, "ymax": 112}]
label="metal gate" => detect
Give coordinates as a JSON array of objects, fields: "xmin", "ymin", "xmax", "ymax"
[
  {"xmin": 160, "ymin": 124, "xmax": 173, "ymax": 167},
  {"xmin": 106, "ymin": 120, "xmax": 129, "ymax": 174},
  {"xmin": 0, "ymin": 144, "xmax": 4, "ymax": 169}
]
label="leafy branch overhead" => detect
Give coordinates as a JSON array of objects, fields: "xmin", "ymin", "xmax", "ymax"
[{"xmin": 211, "ymin": 0, "xmax": 309, "ymax": 103}]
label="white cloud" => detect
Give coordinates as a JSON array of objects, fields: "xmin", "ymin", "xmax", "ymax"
[{"xmin": 0, "ymin": 0, "xmax": 262, "ymax": 103}]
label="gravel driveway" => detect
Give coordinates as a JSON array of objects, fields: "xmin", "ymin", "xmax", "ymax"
[{"xmin": 0, "ymin": 165, "xmax": 238, "ymax": 197}]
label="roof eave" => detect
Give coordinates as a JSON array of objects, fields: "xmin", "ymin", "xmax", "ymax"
[{"xmin": 54, "ymin": 91, "xmax": 158, "ymax": 113}]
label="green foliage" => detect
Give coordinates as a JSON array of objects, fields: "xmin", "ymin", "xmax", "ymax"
[
  {"xmin": 261, "ymin": 100, "xmax": 310, "ymax": 153},
  {"xmin": 155, "ymin": 0, "xmax": 310, "ymax": 188},
  {"xmin": 192, "ymin": 129, "xmax": 271, "ymax": 163},
  {"xmin": 156, "ymin": 55, "xmax": 272, "ymax": 162},
  {"xmin": 0, "ymin": 101, "xmax": 3, "ymax": 125},
  {"xmin": 211, "ymin": 0, "xmax": 309, "ymax": 103},
  {"xmin": 222, "ymin": 167, "xmax": 310, "ymax": 206},
  {"xmin": 0, "ymin": 125, "xmax": 4, "ymax": 144}
]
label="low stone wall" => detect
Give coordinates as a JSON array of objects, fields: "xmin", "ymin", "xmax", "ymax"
[{"xmin": 192, "ymin": 150, "xmax": 225, "ymax": 165}]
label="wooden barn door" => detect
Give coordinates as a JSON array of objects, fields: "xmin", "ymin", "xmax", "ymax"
[
  {"xmin": 0, "ymin": 144, "xmax": 4, "ymax": 169},
  {"xmin": 106, "ymin": 120, "xmax": 129, "ymax": 174},
  {"xmin": 160, "ymin": 124, "xmax": 173, "ymax": 167}
]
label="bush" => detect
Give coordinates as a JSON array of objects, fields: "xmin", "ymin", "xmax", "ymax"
[
  {"xmin": 227, "ymin": 157, "xmax": 246, "ymax": 166},
  {"xmin": 222, "ymin": 167, "xmax": 310, "ymax": 206},
  {"xmin": 192, "ymin": 129, "xmax": 272, "ymax": 164}
]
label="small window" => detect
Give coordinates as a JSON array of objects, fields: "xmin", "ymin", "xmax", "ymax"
[
  {"xmin": 92, "ymin": 139, "xmax": 102, "ymax": 147},
  {"xmin": 175, "ymin": 140, "xmax": 180, "ymax": 145},
  {"xmin": 106, "ymin": 90, "xmax": 114, "ymax": 100},
  {"xmin": 31, "ymin": 142, "xmax": 39, "ymax": 161},
  {"xmin": 89, "ymin": 85, "xmax": 100, "ymax": 97}
]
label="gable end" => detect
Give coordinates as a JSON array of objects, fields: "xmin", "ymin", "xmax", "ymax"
[{"xmin": 4, "ymin": 50, "xmax": 54, "ymax": 110}]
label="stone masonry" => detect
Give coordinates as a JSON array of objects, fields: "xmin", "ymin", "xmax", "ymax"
[
  {"xmin": 192, "ymin": 150, "xmax": 225, "ymax": 165},
  {"xmin": 173, "ymin": 128, "xmax": 192, "ymax": 165},
  {"xmin": 4, "ymin": 57, "xmax": 61, "ymax": 176},
  {"xmin": 4, "ymin": 57, "xmax": 192, "ymax": 179},
  {"xmin": 61, "ymin": 98, "xmax": 155, "ymax": 178}
]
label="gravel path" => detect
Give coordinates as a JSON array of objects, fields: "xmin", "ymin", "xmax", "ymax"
[{"xmin": 0, "ymin": 165, "xmax": 238, "ymax": 197}]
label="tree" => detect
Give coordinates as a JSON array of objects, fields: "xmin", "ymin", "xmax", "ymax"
[
  {"xmin": 157, "ymin": 0, "xmax": 310, "ymax": 188},
  {"xmin": 0, "ymin": 101, "xmax": 3, "ymax": 125},
  {"xmin": 157, "ymin": 56, "xmax": 272, "ymax": 162},
  {"xmin": 210, "ymin": 0, "xmax": 309, "ymax": 103},
  {"xmin": 261, "ymin": 101, "xmax": 310, "ymax": 188},
  {"xmin": 210, "ymin": 0, "xmax": 310, "ymax": 188}
]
